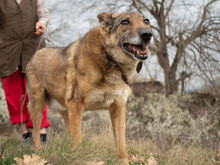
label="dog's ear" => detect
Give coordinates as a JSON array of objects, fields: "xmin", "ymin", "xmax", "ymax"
[{"xmin": 97, "ymin": 12, "xmax": 113, "ymax": 32}]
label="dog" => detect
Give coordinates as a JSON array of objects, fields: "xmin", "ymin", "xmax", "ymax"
[{"xmin": 26, "ymin": 12, "xmax": 152, "ymax": 159}]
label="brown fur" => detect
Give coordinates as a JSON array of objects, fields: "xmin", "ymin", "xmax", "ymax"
[{"xmin": 26, "ymin": 12, "xmax": 151, "ymax": 159}]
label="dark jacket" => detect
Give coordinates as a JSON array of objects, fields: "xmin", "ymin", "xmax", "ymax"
[{"xmin": 0, "ymin": 0, "xmax": 45, "ymax": 77}]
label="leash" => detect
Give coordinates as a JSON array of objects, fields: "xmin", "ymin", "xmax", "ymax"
[
  {"xmin": 36, "ymin": 30, "xmax": 56, "ymax": 51},
  {"xmin": 43, "ymin": 32, "xmax": 57, "ymax": 46}
]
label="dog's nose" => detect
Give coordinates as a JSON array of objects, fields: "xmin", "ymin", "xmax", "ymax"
[{"xmin": 139, "ymin": 30, "xmax": 152, "ymax": 42}]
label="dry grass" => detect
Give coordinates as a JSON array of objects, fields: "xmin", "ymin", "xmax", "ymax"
[{"xmin": 0, "ymin": 128, "xmax": 219, "ymax": 165}]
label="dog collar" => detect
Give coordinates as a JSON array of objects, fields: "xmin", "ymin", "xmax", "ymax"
[{"xmin": 105, "ymin": 52, "xmax": 131, "ymax": 87}]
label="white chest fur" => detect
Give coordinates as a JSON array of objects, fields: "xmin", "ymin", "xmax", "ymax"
[
  {"xmin": 84, "ymin": 73, "xmax": 131, "ymax": 110},
  {"xmin": 85, "ymin": 85, "xmax": 131, "ymax": 110}
]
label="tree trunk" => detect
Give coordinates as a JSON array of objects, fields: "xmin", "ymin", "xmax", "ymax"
[
  {"xmin": 158, "ymin": 50, "xmax": 178, "ymax": 96},
  {"xmin": 165, "ymin": 70, "xmax": 178, "ymax": 95}
]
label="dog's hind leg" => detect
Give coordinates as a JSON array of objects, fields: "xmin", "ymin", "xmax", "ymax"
[
  {"xmin": 27, "ymin": 73, "xmax": 45, "ymax": 150},
  {"xmin": 68, "ymin": 100, "xmax": 84, "ymax": 152},
  {"xmin": 109, "ymin": 103, "xmax": 128, "ymax": 159}
]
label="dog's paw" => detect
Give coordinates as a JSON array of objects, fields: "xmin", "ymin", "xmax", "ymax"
[
  {"xmin": 118, "ymin": 159, "xmax": 129, "ymax": 165},
  {"xmin": 118, "ymin": 150, "xmax": 130, "ymax": 159},
  {"xmin": 71, "ymin": 144, "xmax": 81, "ymax": 152}
]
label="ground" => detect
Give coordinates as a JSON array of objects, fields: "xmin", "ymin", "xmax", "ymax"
[{"xmin": 0, "ymin": 85, "xmax": 219, "ymax": 164}]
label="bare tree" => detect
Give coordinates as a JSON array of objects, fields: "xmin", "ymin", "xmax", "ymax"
[{"xmin": 128, "ymin": 0, "xmax": 220, "ymax": 95}]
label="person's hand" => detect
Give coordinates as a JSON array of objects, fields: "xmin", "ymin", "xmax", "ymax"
[{"xmin": 35, "ymin": 22, "xmax": 47, "ymax": 36}]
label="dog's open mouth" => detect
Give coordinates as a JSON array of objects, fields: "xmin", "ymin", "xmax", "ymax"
[{"xmin": 123, "ymin": 43, "xmax": 149, "ymax": 60}]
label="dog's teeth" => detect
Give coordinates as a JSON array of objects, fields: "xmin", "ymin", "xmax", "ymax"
[
  {"xmin": 143, "ymin": 50, "xmax": 149, "ymax": 56},
  {"xmin": 143, "ymin": 52, "xmax": 148, "ymax": 56}
]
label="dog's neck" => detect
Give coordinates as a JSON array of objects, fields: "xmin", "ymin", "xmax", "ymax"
[
  {"xmin": 104, "ymin": 51, "xmax": 131, "ymax": 86},
  {"xmin": 85, "ymin": 27, "xmax": 139, "ymax": 86}
]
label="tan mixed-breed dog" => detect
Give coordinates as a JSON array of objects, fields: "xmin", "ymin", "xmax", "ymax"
[{"xmin": 26, "ymin": 12, "xmax": 152, "ymax": 159}]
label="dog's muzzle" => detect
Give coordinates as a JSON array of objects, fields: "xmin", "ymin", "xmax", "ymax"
[{"xmin": 123, "ymin": 43, "xmax": 149, "ymax": 60}]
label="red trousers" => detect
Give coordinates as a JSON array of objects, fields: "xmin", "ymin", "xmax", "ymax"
[{"xmin": 1, "ymin": 69, "xmax": 50, "ymax": 128}]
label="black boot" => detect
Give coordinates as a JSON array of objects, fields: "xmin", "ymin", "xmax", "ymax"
[
  {"xmin": 40, "ymin": 134, "xmax": 47, "ymax": 144},
  {"xmin": 23, "ymin": 131, "xmax": 32, "ymax": 143}
]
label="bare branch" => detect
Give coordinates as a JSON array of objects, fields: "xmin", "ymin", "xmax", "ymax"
[
  {"xmin": 165, "ymin": 0, "xmax": 175, "ymax": 17},
  {"xmin": 183, "ymin": 0, "xmax": 218, "ymax": 46},
  {"xmin": 134, "ymin": 0, "xmax": 157, "ymax": 17},
  {"xmin": 159, "ymin": 0, "xmax": 165, "ymax": 16},
  {"xmin": 151, "ymin": 25, "xmax": 160, "ymax": 32},
  {"xmin": 131, "ymin": 0, "xmax": 143, "ymax": 14},
  {"xmin": 190, "ymin": 47, "xmax": 220, "ymax": 96},
  {"xmin": 153, "ymin": 0, "xmax": 159, "ymax": 13}
]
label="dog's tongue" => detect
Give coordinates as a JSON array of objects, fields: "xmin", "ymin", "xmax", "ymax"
[{"xmin": 128, "ymin": 44, "xmax": 148, "ymax": 54}]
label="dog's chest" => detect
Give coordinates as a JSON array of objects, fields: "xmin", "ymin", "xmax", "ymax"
[{"xmin": 84, "ymin": 80, "xmax": 131, "ymax": 110}]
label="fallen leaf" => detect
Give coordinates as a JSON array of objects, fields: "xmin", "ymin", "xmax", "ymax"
[
  {"xmin": 86, "ymin": 161, "xmax": 105, "ymax": 165},
  {"xmin": 130, "ymin": 154, "xmax": 147, "ymax": 164},
  {"xmin": 72, "ymin": 160, "xmax": 105, "ymax": 165},
  {"xmin": 13, "ymin": 154, "xmax": 49, "ymax": 165},
  {"xmin": 130, "ymin": 154, "xmax": 139, "ymax": 162},
  {"xmin": 14, "ymin": 157, "xmax": 23, "ymax": 165},
  {"xmin": 147, "ymin": 154, "xmax": 157, "ymax": 165}
]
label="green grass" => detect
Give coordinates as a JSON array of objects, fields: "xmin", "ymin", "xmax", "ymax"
[
  {"xmin": 0, "ymin": 137, "xmax": 35, "ymax": 165},
  {"xmin": 0, "ymin": 131, "xmax": 219, "ymax": 165}
]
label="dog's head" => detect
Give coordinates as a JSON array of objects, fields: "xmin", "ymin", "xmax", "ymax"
[{"xmin": 97, "ymin": 12, "xmax": 152, "ymax": 62}]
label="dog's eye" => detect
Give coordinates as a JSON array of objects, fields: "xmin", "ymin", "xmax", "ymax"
[
  {"xmin": 121, "ymin": 20, "xmax": 130, "ymax": 25},
  {"xmin": 144, "ymin": 19, "xmax": 150, "ymax": 24}
]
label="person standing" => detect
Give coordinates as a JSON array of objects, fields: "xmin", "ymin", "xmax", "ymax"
[{"xmin": 0, "ymin": 0, "xmax": 50, "ymax": 142}]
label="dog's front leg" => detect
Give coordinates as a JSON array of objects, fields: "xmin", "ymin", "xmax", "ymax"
[
  {"xmin": 68, "ymin": 101, "xmax": 84, "ymax": 152},
  {"xmin": 109, "ymin": 103, "xmax": 128, "ymax": 159}
]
